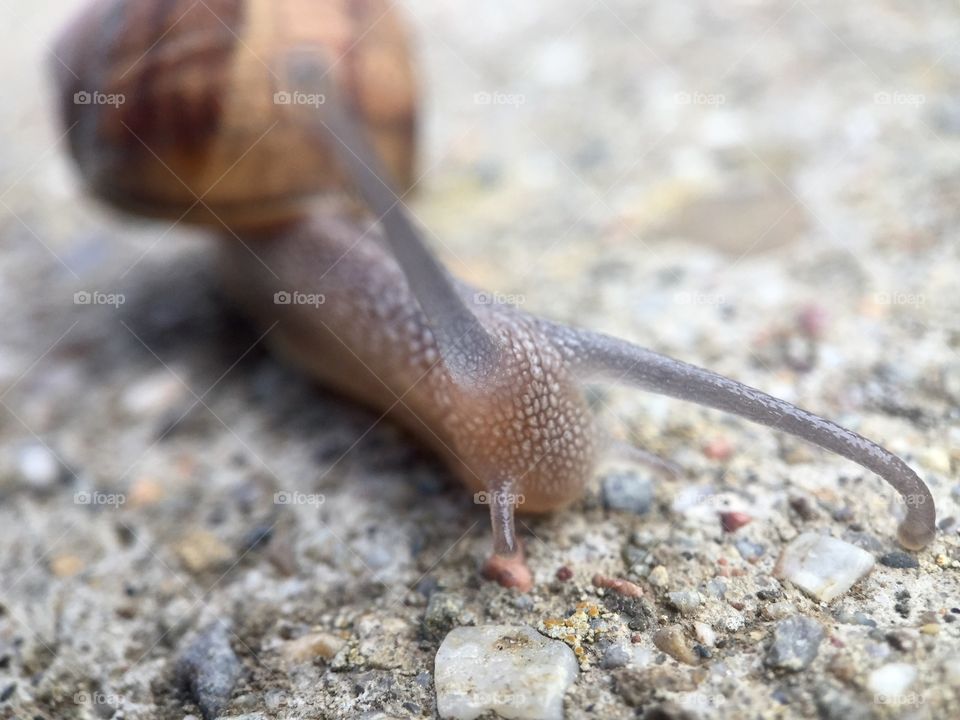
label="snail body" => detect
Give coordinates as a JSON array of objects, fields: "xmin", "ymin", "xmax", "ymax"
[
  {"xmin": 219, "ymin": 214, "xmax": 597, "ymax": 517},
  {"xmin": 53, "ymin": 0, "xmax": 936, "ymax": 591}
]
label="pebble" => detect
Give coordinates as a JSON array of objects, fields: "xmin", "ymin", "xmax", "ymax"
[
  {"xmin": 764, "ymin": 616, "xmax": 825, "ymax": 672},
  {"xmin": 774, "ymin": 532, "xmax": 875, "ymax": 602},
  {"xmin": 879, "ymin": 551, "xmax": 919, "ymax": 569},
  {"xmin": 653, "ymin": 625, "xmax": 699, "ymax": 665},
  {"xmin": 593, "ymin": 574, "xmax": 644, "ymax": 598},
  {"xmin": 666, "ymin": 591, "xmax": 702, "ymax": 616},
  {"xmin": 613, "ymin": 666, "xmax": 696, "ymax": 707},
  {"xmin": 175, "ymin": 622, "xmax": 242, "ymax": 720},
  {"xmin": 647, "ymin": 565, "xmax": 669, "ymax": 588},
  {"xmin": 239, "ymin": 525, "xmax": 273, "ymax": 554},
  {"xmin": 762, "ymin": 601, "xmax": 796, "ymax": 621},
  {"xmin": 122, "ymin": 371, "xmax": 187, "ymax": 416},
  {"xmin": 867, "ymin": 662, "xmax": 917, "ymax": 697},
  {"xmin": 434, "ymin": 625, "xmax": 578, "ymax": 720},
  {"xmin": 601, "ymin": 471, "xmax": 653, "ymax": 515},
  {"xmin": 884, "ymin": 630, "xmax": 916, "ymax": 653},
  {"xmin": 834, "ymin": 609, "xmax": 876, "ymax": 627},
  {"xmin": 756, "ymin": 586, "xmax": 783, "ymax": 601},
  {"xmin": 720, "ymin": 511, "xmax": 752, "ymax": 533},
  {"xmin": 600, "ymin": 643, "xmax": 631, "ymax": 669},
  {"xmin": 703, "ymin": 578, "xmax": 726, "ymax": 598},
  {"xmin": 720, "ymin": 611, "xmax": 746, "ymax": 633},
  {"xmin": 703, "ymin": 437, "xmax": 734, "ymax": 461},
  {"xmin": 176, "ymin": 531, "xmax": 235, "ymax": 573},
  {"xmin": 15, "ymin": 443, "xmax": 66, "ymax": 490},
  {"xmin": 127, "ymin": 477, "xmax": 165, "ymax": 508},
  {"xmin": 734, "ymin": 537, "xmax": 765, "ymax": 562},
  {"xmin": 280, "ymin": 632, "xmax": 345, "ymax": 665},
  {"xmin": 49, "ymin": 554, "xmax": 85, "ymax": 577},
  {"xmin": 693, "ymin": 622, "xmax": 716, "ymax": 647}
]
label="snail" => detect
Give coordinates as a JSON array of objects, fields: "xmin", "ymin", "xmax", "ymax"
[{"xmin": 52, "ymin": 0, "xmax": 936, "ymax": 591}]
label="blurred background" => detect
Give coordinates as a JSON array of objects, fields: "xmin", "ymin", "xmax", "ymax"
[{"xmin": 0, "ymin": 1, "xmax": 958, "ymax": 719}]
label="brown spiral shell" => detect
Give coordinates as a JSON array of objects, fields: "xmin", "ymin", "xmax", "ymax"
[{"xmin": 52, "ymin": 0, "xmax": 418, "ymax": 229}]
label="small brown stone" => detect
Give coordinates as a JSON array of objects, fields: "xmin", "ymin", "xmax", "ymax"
[
  {"xmin": 828, "ymin": 654, "xmax": 857, "ymax": 684},
  {"xmin": 614, "ymin": 666, "xmax": 698, "ymax": 707},
  {"xmin": 653, "ymin": 625, "xmax": 700, "ymax": 665},
  {"xmin": 593, "ymin": 574, "xmax": 644, "ymax": 598},
  {"xmin": 128, "ymin": 477, "xmax": 165, "ymax": 508},
  {"xmin": 281, "ymin": 631, "xmax": 346, "ymax": 664},
  {"xmin": 175, "ymin": 530, "xmax": 234, "ymax": 573},
  {"xmin": 648, "ymin": 565, "xmax": 669, "ymax": 588},
  {"xmin": 50, "ymin": 554, "xmax": 85, "ymax": 577},
  {"xmin": 720, "ymin": 511, "xmax": 752, "ymax": 532},
  {"xmin": 703, "ymin": 437, "xmax": 733, "ymax": 461}
]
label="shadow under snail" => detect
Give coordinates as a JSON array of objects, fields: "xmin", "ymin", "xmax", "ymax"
[{"xmin": 51, "ymin": 0, "xmax": 937, "ymax": 591}]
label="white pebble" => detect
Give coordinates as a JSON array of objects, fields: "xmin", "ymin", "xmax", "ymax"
[
  {"xmin": 720, "ymin": 611, "xmax": 745, "ymax": 633},
  {"xmin": 774, "ymin": 532, "xmax": 875, "ymax": 602},
  {"xmin": 122, "ymin": 371, "xmax": 186, "ymax": 416},
  {"xmin": 435, "ymin": 625, "xmax": 578, "ymax": 720},
  {"xmin": 867, "ymin": 662, "xmax": 917, "ymax": 696},
  {"xmin": 694, "ymin": 622, "xmax": 716, "ymax": 647},
  {"xmin": 16, "ymin": 443, "xmax": 63, "ymax": 489}
]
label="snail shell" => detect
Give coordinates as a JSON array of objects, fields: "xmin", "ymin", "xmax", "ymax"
[{"xmin": 53, "ymin": 0, "xmax": 417, "ymax": 230}]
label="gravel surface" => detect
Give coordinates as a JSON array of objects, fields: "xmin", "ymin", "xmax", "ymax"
[{"xmin": 1, "ymin": 1, "xmax": 959, "ymax": 719}]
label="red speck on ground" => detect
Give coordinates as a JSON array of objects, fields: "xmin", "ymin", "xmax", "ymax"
[{"xmin": 720, "ymin": 511, "xmax": 752, "ymax": 532}]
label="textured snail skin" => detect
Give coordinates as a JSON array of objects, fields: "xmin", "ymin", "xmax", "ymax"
[
  {"xmin": 218, "ymin": 214, "xmax": 596, "ymax": 591},
  {"xmin": 219, "ymin": 213, "xmax": 598, "ymax": 517}
]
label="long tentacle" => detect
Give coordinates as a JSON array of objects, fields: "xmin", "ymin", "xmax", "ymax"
[
  {"xmin": 551, "ymin": 323, "xmax": 936, "ymax": 549},
  {"xmin": 282, "ymin": 52, "xmax": 500, "ymax": 388}
]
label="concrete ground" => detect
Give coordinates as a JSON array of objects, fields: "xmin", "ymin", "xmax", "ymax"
[{"xmin": 0, "ymin": 1, "xmax": 958, "ymax": 718}]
